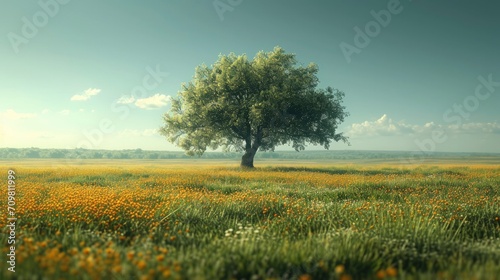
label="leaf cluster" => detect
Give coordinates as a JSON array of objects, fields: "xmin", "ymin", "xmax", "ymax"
[{"xmin": 160, "ymin": 47, "xmax": 349, "ymax": 156}]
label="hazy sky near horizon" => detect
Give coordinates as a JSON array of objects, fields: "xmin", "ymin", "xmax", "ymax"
[{"xmin": 1, "ymin": 0, "xmax": 499, "ymax": 153}]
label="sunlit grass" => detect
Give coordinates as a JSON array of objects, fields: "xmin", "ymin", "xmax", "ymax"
[{"xmin": 1, "ymin": 162, "xmax": 499, "ymax": 279}]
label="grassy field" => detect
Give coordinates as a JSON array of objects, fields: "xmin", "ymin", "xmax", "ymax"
[{"xmin": 1, "ymin": 159, "xmax": 500, "ymax": 279}]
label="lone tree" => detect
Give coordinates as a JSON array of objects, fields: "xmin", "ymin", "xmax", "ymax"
[{"xmin": 160, "ymin": 47, "xmax": 349, "ymax": 168}]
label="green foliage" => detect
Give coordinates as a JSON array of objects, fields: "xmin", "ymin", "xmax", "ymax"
[{"xmin": 160, "ymin": 47, "xmax": 349, "ymax": 161}]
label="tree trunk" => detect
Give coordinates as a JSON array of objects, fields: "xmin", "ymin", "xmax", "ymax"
[{"xmin": 240, "ymin": 149, "xmax": 256, "ymax": 168}]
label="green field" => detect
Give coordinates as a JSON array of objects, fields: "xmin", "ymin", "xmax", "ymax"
[{"xmin": 1, "ymin": 158, "xmax": 500, "ymax": 279}]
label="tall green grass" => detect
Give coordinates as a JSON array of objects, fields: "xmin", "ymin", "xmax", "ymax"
[{"xmin": 1, "ymin": 164, "xmax": 499, "ymax": 279}]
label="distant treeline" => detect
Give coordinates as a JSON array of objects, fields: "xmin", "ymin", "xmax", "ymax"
[{"xmin": 0, "ymin": 148, "xmax": 498, "ymax": 160}]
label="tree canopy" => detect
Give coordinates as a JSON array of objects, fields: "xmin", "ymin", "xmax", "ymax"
[{"xmin": 160, "ymin": 47, "xmax": 349, "ymax": 167}]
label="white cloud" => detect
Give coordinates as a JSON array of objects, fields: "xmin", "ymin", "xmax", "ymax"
[
  {"xmin": 71, "ymin": 88, "xmax": 101, "ymax": 101},
  {"xmin": 347, "ymin": 114, "xmax": 500, "ymax": 138},
  {"xmin": 142, "ymin": 128, "xmax": 158, "ymax": 136},
  {"xmin": 348, "ymin": 114, "xmax": 412, "ymax": 137},
  {"xmin": 59, "ymin": 109, "xmax": 70, "ymax": 116},
  {"xmin": 134, "ymin": 94, "xmax": 171, "ymax": 110},
  {"xmin": 117, "ymin": 95, "xmax": 136, "ymax": 104},
  {"xmin": 41, "ymin": 109, "xmax": 50, "ymax": 114},
  {"xmin": 450, "ymin": 122, "xmax": 500, "ymax": 134},
  {"xmin": 0, "ymin": 109, "xmax": 37, "ymax": 120}
]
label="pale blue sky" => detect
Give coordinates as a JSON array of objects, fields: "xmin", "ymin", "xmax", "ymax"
[{"xmin": 1, "ymin": 0, "xmax": 499, "ymax": 153}]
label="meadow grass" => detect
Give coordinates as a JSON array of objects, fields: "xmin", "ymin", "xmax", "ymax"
[{"xmin": 1, "ymin": 160, "xmax": 499, "ymax": 279}]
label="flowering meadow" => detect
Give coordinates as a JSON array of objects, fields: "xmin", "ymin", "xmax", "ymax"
[{"xmin": 1, "ymin": 161, "xmax": 500, "ymax": 279}]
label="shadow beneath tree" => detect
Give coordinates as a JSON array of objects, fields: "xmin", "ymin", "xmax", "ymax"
[{"xmin": 258, "ymin": 166, "xmax": 462, "ymax": 176}]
